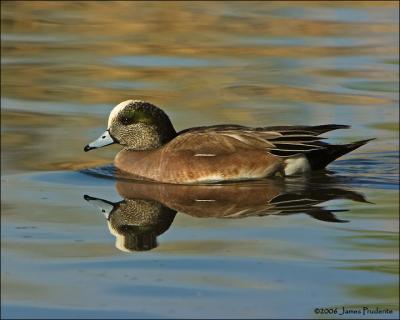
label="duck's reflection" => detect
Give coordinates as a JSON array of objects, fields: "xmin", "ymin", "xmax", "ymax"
[
  {"xmin": 84, "ymin": 179, "xmax": 370, "ymax": 252},
  {"xmin": 83, "ymin": 194, "xmax": 176, "ymax": 252}
]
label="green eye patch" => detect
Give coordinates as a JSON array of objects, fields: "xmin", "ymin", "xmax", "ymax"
[{"xmin": 120, "ymin": 109, "xmax": 154, "ymax": 125}]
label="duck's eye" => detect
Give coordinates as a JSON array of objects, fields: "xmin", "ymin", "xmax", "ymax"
[
  {"xmin": 121, "ymin": 116, "xmax": 132, "ymax": 125},
  {"xmin": 119, "ymin": 110, "xmax": 136, "ymax": 125}
]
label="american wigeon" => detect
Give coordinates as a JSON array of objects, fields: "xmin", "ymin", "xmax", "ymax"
[
  {"xmin": 84, "ymin": 180, "xmax": 369, "ymax": 251},
  {"xmin": 84, "ymin": 100, "xmax": 373, "ymax": 184}
]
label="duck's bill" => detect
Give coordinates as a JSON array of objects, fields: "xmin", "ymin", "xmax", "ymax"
[
  {"xmin": 83, "ymin": 194, "xmax": 117, "ymax": 219},
  {"xmin": 84, "ymin": 130, "xmax": 116, "ymax": 152}
]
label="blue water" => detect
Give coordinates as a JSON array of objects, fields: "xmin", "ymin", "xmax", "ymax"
[{"xmin": 1, "ymin": 1, "xmax": 398, "ymax": 318}]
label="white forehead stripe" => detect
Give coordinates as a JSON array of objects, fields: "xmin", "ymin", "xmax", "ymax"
[{"xmin": 107, "ymin": 99, "xmax": 145, "ymax": 128}]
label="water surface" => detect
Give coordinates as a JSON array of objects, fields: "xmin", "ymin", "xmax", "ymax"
[{"xmin": 1, "ymin": 1, "xmax": 399, "ymax": 319}]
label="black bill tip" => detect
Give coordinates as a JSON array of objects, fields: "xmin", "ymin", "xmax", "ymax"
[
  {"xmin": 84, "ymin": 145, "xmax": 95, "ymax": 152},
  {"xmin": 83, "ymin": 194, "xmax": 95, "ymax": 201}
]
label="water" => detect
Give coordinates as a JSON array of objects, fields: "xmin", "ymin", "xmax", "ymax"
[{"xmin": 1, "ymin": 2, "xmax": 399, "ymax": 318}]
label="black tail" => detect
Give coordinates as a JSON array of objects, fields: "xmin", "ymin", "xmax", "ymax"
[{"xmin": 306, "ymin": 139, "xmax": 375, "ymax": 170}]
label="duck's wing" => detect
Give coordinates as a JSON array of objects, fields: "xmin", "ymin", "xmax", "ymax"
[
  {"xmin": 166, "ymin": 130, "xmax": 273, "ymax": 155},
  {"xmin": 172, "ymin": 124, "xmax": 349, "ymax": 157},
  {"xmin": 178, "ymin": 124, "xmax": 349, "ymax": 135}
]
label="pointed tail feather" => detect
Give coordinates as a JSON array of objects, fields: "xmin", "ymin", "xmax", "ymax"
[
  {"xmin": 264, "ymin": 124, "xmax": 350, "ymax": 135},
  {"xmin": 306, "ymin": 138, "xmax": 375, "ymax": 170},
  {"xmin": 306, "ymin": 124, "xmax": 350, "ymax": 135}
]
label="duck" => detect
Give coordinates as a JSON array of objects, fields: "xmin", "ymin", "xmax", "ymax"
[
  {"xmin": 83, "ymin": 179, "xmax": 370, "ymax": 251},
  {"xmin": 84, "ymin": 100, "xmax": 374, "ymax": 184}
]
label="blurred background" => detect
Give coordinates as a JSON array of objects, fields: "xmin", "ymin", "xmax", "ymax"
[{"xmin": 1, "ymin": 1, "xmax": 399, "ymax": 318}]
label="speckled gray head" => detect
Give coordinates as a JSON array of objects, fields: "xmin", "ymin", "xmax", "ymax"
[
  {"xmin": 84, "ymin": 100, "xmax": 176, "ymax": 152},
  {"xmin": 109, "ymin": 199, "xmax": 176, "ymax": 252},
  {"xmin": 84, "ymin": 194, "xmax": 176, "ymax": 252}
]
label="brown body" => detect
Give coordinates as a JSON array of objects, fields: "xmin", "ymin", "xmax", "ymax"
[{"xmin": 115, "ymin": 148, "xmax": 283, "ymax": 184}]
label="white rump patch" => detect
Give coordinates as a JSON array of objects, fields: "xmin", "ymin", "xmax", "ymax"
[
  {"xmin": 194, "ymin": 153, "xmax": 216, "ymax": 157},
  {"xmin": 108, "ymin": 99, "xmax": 145, "ymax": 128},
  {"xmin": 195, "ymin": 199, "xmax": 216, "ymax": 202},
  {"xmin": 284, "ymin": 155, "xmax": 311, "ymax": 176}
]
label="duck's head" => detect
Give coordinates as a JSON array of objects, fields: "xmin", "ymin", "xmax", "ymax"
[
  {"xmin": 84, "ymin": 100, "xmax": 176, "ymax": 152},
  {"xmin": 83, "ymin": 194, "xmax": 176, "ymax": 252}
]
